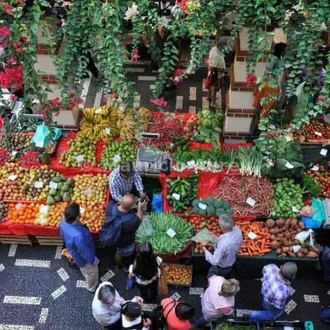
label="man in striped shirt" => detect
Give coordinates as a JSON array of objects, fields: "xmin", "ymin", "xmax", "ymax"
[{"xmin": 109, "ymin": 162, "xmax": 144, "ymax": 202}]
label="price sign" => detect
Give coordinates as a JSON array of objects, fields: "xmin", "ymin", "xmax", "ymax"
[
  {"xmin": 80, "ymin": 207, "xmax": 85, "ymax": 214},
  {"xmin": 285, "ymin": 135, "xmax": 292, "ymax": 142},
  {"xmin": 113, "ymin": 154, "xmax": 121, "ymax": 163},
  {"xmin": 34, "ymin": 181, "xmax": 44, "ymax": 188},
  {"xmin": 246, "ymin": 197, "xmax": 256, "ymax": 207},
  {"xmin": 105, "ymin": 128, "xmax": 111, "ymax": 135},
  {"xmin": 35, "ymin": 141, "xmax": 44, "ymax": 148},
  {"xmin": 187, "ymin": 160, "xmax": 195, "ymax": 167},
  {"xmin": 15, "ymin": 203, "xmax": 23, "ymax": 209},
  {"xmin": 76, "ymin": 155, "xmax": 84, "ymax": 162},
  {"xmin": 292, "ymin": 206, "xmax": 300, "ymax": 213},
  {"xmin": 172, "ymin": 193, "xmax": 180, "ymax": 201},
  {"xmin": 95, "ymin": 107, "xmax": 102, "ymax": 114},
  {"xmin": 11, "ymin": 151, "xmax": 18, "ymax": 156},
  {"xmin": 248, "ymin": 232, "xmax": 257, "ymax": 239},
  {"xmin": 166, "ymin": 228, "xmax": 176, "ymax": 238},
  {"xmin": 293, "ymin": 245, "xmax": 301, "ymax": 253},
  {"xmin": 40, "ymin": 205, "xmax": 49, "ymax": 214},
  {"xmin": 198, "ymin": 203, "xmax": 207, "ymax": 210},
  {"xmin": 49, "ymin": 181, "xmax": 58, "ymax": 189},
  {"xmin": 285, "ymin": 161, "xmax": 294, "ymax": 169},
  {"xmin": 320, "ymin": 149, "xmax": 328, "ymax": 156},
  {"xmin": 84, "ymin": 189, "xmax": 93, "ymax": 195},
  {"xmin": 315, "ymin": 131, "xmax": 322, "ymax": 137},
  {"xmin": 8, "ymin": 175, "xmax": 17, "ymax": 181},
  {"xmin": 311, "ymin": 165, "xmax": 319, "ymax": 171}
]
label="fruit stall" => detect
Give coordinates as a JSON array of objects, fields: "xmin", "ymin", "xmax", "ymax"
[{"xmin": 0, "ymin": 106, "xmax": 328, "ymax": 271}]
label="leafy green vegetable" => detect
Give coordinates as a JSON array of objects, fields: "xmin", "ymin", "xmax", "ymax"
[{"xmin": 303, "ymin": 174, "xmax": 321, "ymax": 197}]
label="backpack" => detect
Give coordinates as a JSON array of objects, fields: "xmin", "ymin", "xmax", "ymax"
[
  {"xmin": 99, "ymin": 204, "xmax": 132, "ymax": 247},
  {"xmin": 151, "ymin": 300, "xmax": 176, "ymax": 330}
]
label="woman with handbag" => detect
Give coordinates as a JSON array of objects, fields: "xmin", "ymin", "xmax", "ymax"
[{"xmin": 127, "ymin": 242, "xmax": 162, "ymax": 303}]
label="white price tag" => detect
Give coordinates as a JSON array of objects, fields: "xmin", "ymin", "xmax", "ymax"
[
  {"xmin": 40, "ymin": 205, "xmax": 49, "ymax": 214},
  {"xmin": 248, "ymin": 232, "xmax": 257, "ymax": 239},
  {"xmin": 292, "ymin": 206, "xmax": 299, "ymax": 213},
  {"xmin": 285, "ymin": 161, "xmax": 294, "ymax": 169},
  {"xmin": 320, "ymin": 148, "xmax": 328, "ymax": 156},
  {"xmin": 292, "ymin": 245, "xmax": 301, "ymax": 253},
  {"xmin": 172, "ymin": 193, "xmax": 180, "ymax": 201},
  {"xmin": 15, "ymin": 203, "xmax": 23, "ymax": 209},
  {"xmin": 80, "ymin": 207, "xmax": 85, "ymax": 214},
  {"xmin": 246, "ymin": 197, "xmax": 256, "ymax": 207},
  {"xmin": 166, "ymin": 228, "xmax": 176, "ymax": 238},
  {"xmin": 315, "ymin": 131, "xmax": 322, "ymax": 137},
  {"xmin": 76, "ymin": 155, "xmax": 84, "ymax": 162},
  {"xmin": 285, "ymin": 135, "xmax": 292, "ymax": 142},
  {"xmin": 84, "ymin": 189, "xmax": 93, "ymax": 195},
  {"xmin": 11, "ymin": 150, "xmax": 18, "ymax": 156},
  {"xmin": 169, "ymin": 143, "xmax": 174, "ymax": 148},
  {"xmin": 34, "ymin": 181, "xmax": 44, "ymax": 188},
  {"xmin": 113, "ymin": 154, "xmax": 121, "ymax": 163},
  {"xmin": 49, "ymin": 181, "xmax": 58, "ymax": 189},
  {"xmin": 105, "ymin": 128, "xmax": 111, "ymax": 135},
  {"xmin": 35, "ymin": 141, "xmax": 44, "ymax": 148},
  {"xmin": 95, "ymin": 107, "xmax": 102, "ymax": 114},
  {"xmin": 198, "ymin": 203, "xmax": 207, "ymax": 210},
  {"xmin": 187, "ymin": 160, "xmax": 195, "ymax": 167},
  {"xmin": 193, "ymin": 131, "xmax": 198, "ymax": 137},
  {"xmin": 8, "ymin": 174, "xmax": 17, "ymax": 181},
  {"xmin": 311, "ymin": 165, "xmax": 319, "ymax": 171}
]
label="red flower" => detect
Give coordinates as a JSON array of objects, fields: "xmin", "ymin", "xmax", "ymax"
[
  {"xmin": 9, "ymin": 94, "xmax": 17, "ymax": 102},
  {"xmin": 0, "ymin": 26, "xmax": 11, "ymax": 37},
  {"xmin": 0, "ymin": 65, "xmax": 24, "ymax": 91},
  {"xmin": 4, "ymin": 4, "xmax": 13, "ymax": 14},
  {"xmin": 71, "ymin": 89, "xmax": 77, "ymax": 95},
  {"xmin": 18, "ymin": 0, "xmax": 25, "ymax": 5},
  {"xmin": 7, "ymin": 56, "xmax": 17, "ymax": 65},
  {"xmin": 304, "ymin": 12, "xmax": 310, "ymax": 18},
  {"xmin": 246, "ymin": 72, "xmax": 257, "ymax": 87},
  {"xmin": 317, "ymin": 95, "xmax": 324, "ymax": 102},
  {"xmin": 51, "ymin": 97, "xmax": 61, "ymax": 107},
  {"xmin": 130, "ymin": 49, "xmax": 140, "ymax": 63},
  {"xmin": 0, "ymin": 116, "xmax": 3, "ymax": 129},
  {"xmin": 150, "ymin": 97, "xmax": 168, "ymax": 107},
  {"xmin": 110, "ymin": 92, "xmax": 117, "ymax": 99},
  {"xmin": 102, "ymin": 96, "xmax": 108, "ymax": 103}
]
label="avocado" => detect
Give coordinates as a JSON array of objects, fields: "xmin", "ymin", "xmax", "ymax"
[
  {"xmin": 52, "ymin": 176, "xmax": 62, "ymax": 183},
  {"xmin": 47, "ymin": 196, "xmax": 55, "ymax": 205},
  {"xmin": 54, "ymin": 195, "xmax": 61, "ymax": 202},
  {"xmin": 61, "ymin": 184, "xmax": 70, "ymax": 192},
  {"xmin": 60, "ymin": 175, "xmax": 66, "ymax": 182},
  {"xmin": 66, "ymin": 178, "xmax": 75, "ymax": 187},
  {"xmin": 49, "ymin": 189, "xmax": 57, "ymax": 196},
  {"xmin": 57, "ymin": 182, "xmax": 63, "ymax": 190},
  {"xmin": 63, "ymin": 192, "xmax": 71, "ymax": 202}
]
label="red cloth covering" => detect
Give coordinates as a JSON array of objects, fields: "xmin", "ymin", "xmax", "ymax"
[{"xmin": 222, "ymin": 142, "xmax": 253, "ymax": 150}]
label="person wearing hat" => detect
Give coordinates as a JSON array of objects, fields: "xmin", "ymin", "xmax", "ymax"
[
  {"xmin": 108, "ymin": 161, "xmax": 145, "ymax": 203},
  {"xmin": 249, "ymin": 262, "xmax": 298, "ymax": 322},
  {"xmin": 121, "ymin": 298, "xmax": 152, "ymax": 330},
  {"xmin": 194, "ymin": 276, "xmax": 240, "ymax": 326}
]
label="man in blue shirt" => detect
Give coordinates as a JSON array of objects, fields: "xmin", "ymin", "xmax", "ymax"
[{"xmin": 59, "ymin": 203, "xmax": 99, "ymax": 292}]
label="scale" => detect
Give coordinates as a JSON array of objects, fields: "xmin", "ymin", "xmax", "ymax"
[{"xmin": 136, "ymin": 132, "xmax": 172, "ymax": 178}]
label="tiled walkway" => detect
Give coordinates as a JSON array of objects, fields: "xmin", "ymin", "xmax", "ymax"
[{"xmin": 0, "ymin": 244, "xmax": 329, "ymax": 329}]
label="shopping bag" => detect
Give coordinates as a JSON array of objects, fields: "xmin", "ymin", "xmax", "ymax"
[
  {"xmin": 158, "ymin": 265, "xmax": 168, "ymax": 296},
  {"xmin": 31, "ymin": 124, "xmax": 62, "ymax": 147},
  {"xmin": 204, "ymin": 75, "xmax": 212, "ymax": 89}
]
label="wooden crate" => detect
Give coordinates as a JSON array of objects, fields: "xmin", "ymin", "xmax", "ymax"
[
  {"xmin": 35, "ymin": 235, "xmax": 63, "ymax": 246},
  {"xmin": 0, "ymin": 234, "xmax": 32, "ymax": 245}
]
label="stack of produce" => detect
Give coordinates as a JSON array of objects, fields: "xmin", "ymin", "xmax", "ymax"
[
  {"xmin": 182, "ymin": 114, "xmax": 200, "ymax": 140},
  {"xmin": 72, "ymin": 174, "xmax": 108, "ymax": 205},
  {"xmin": 215, "ymin": 324, "xmax": 255, "ymax": 330},
  {"xmin": 47, "ymin": 176, "xmax": 74, "ymax": 205},
  {"xmin": 0, "ymin": 133, "xmax": 31, "ymax": 160},
  {"xmin": 164, "ymin": 264, "xmax": 192, "ymax": 286},
  {"xmin": 0, "ymin": 202, "xmax": 8, "ymax": 222},
  {"xmin": 166, "ymin": 174, "xmax": 198, "ymax": 213},
  {"xmin": 303, "ymin": 173, "xmax": 321, "ymax": 197},
  {"xmin": 305, "ymin": 168, "xmax": 330, "ymax": 197},
  {"xmin": 60, "ymin": 136, "xmax": 96, "ymax": 168},
  {"xmin": 265, "ymin": 218, "xmax": 319, "ymax": 258},
  {"xmin": 238, "ymin": 221, "xmax": 271, "ymax": 256},
  {"xmin": 7, "ymin": 203, "xmax": 39, "ymax": 224},
  {"xmin": 47, "ymin": 203, "xmax": 68, "ymax": 227},
  {"xmin": 136, "ymin": 107, "xmax": 152, "ymax": 132},
  {"xmin": 136, "ymin": 213, "xmax": 192, "ymax": 254},
  {"xmin": 186, "ymin": 215, "xmax": 221, "ymax": 235},
  {"xmin": 0, "ymin": 163, "xmax": 27, "ymax": 200},
  {"xmin": 191, "ymin": 197, "xmax": 232, "ymax": 216},
  {"xmin": 214, "ymin": 176, "xmax": 273, "ymax": 216},
  {"xmin": 271, "ymin": 178, "xmax": 304, "ymax": 218},
  {"xmin": 194, "ymin": 109, "xmax": 223, "ymax": 148},
  {"xmin": 100, "ymin": 141, "xmax": 137, "ymax": 170},
  {"xmin": 80, "ymin": 204, "xmax": 105, "ymax": 232},
  {"xmin": 148, "ymin": 112, "xmax": 185, "ymax": 143},
  {"xmin": 303, "ymin": 120, "xmax": 327, "ymax": 141},
  {"xmin": 78, "ymin": 106, "xmax": 119, "ymax": 142}
]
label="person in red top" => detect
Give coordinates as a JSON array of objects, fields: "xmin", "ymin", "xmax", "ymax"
[{"xmin": 161, "ymin": 298, "xmax": 195, "ymax": 330}]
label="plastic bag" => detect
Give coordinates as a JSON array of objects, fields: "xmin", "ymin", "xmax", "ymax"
[
  {"xmin": 152, "ymin": 193, "xmax": 163, "ymax": 213},
  {"xmin": 312, "ymin": 197, "xmax": 325, "ymax": 223},
  {"xmin": 191, "ymin": 228, "xmax": 218, "ymax": 244},
  {"xmin": 300, "ymin": 205, "xmax": 314, "ymax": 217},
  {"xmin": 295, "ymin": 229, "xmax": 314, "ymax": 247},
  {"xmin": 31, "ymin": 124, "xmax": 62, "ymax": 147},
  {"xmin": 136, "ymin": 217, "xmax": 154, "ymax": 238}
]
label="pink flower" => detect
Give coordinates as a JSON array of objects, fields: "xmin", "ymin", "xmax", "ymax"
[
  {"xmin": 130, "ymin": 49, "xmax": 140, "ymax": 63},
  {"xmin": 110, "ymin": 92, "xmax": 117, "ymax": 99},
  {"xmin": 51, "ymin": 97, "xmax": 61, "ymax": 107},
  {"xmin": 9, "ymin": 94, "xmax": 17, "ymax": 102},
  {"xmin": 0, "ymin": 26, "xmax": 11, "ymax": 37},
  {"xmin": 246, "ymin": 72, "xmax": 257, "ymax": 87},
  {"xmin": 71, "ymin": 89, "xmax": 77, "ymax": 95},
  {"xmin": 102, "ymin": 96, "xmax": 108, "ymax": 103},
  {"xmin": 317, "ymin": 95, "xmax": 325, "ymax": 102},
  {"xmin": 76, "ymin": 97, "xmax": 83, "ymax": 104},
  {"xmin": 204, "ymin": 58, "xmax": 209, "ymax": 63},
  {"xmin": 4, "ymin": 4, "xmax": 13, "ymax": 14},
  {"xmin": 0, "ymin": 116, "xmax": 3, "ymax": 129},
  {"xmin": 304, "ymin": 12, "xmax": 310, "ymax": 18},
  {"xmin": 150, "ymin": 97, "xmax": 168, "ymax": 107},
  {"xmin": 7, "ymin": 56, "xmax": 17, "ymax": 65}
]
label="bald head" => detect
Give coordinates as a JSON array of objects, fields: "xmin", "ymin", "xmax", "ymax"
[{"xmin": 120, "ymin": 194, "xmax": 135, "ymax": 211}]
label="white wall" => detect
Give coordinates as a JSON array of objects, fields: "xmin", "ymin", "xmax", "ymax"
[
  {"xmin": 234, "ymin": 60, "xmax": 266, "ymax": 82},
  {"xmin": 225, "ymin": 116, "xmax": 252, "ymax": 133},
  {"xmin": 229, "ymin": 90, "xmax": 255, "ymax": 109}
]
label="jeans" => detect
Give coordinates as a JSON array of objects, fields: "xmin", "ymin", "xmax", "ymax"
[
  {"xmin": 321, "ymin": 308, "xmax": 330, "ymax": 323},
  {"xmin": 207, "ymin": 265, "xmax": 233, "ymax": 279},
  {"xmin": 249, "ymin": 299, "xmax": 284, "ymax": 322},
  {"xmin": 194, "ymin": 314, "xmax": 208, "ymax": 327},
  {"xmin": 80, "ymin": 260, "xmax": 99, "ymax": 292},
  {"xmin": 137, "ymin": 278, "xmax": 158, "ymax": 303}
]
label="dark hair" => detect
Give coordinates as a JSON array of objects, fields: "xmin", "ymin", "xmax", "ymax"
[
  {"xmin": 175, "ymin": 302, "xmax": 195, "ymax": 320},
  {"xmin": 64, "ymin": 203, "xmax": 80, "ymax": 223},
  {"xmin": 120, "ymin": 162, "xmax": 134, "ymax": 177},
  {"xmin": 273, "ymin": 42, "xmax": 287, "ymax": 59},
  {"xmin": 98, "ymin": 284, "xmax": 116, "ymax": 304},
  {"xmin": 122, "ymin": 302, "xmax": 142, "ymax": 319},
  {"xmin": 133, "ymin": 242, "xmax": 158, "ymax": 281}
]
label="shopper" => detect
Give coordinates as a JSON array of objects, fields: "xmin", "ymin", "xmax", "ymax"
[
  {"xmin": 106, "ymin": 195, "xmax": 146, "ymax": 270},
  {"xmin": 195, "ymin": 276, "xmax": 240, "ymax": 326},
  {"xmin": 202, "ymin": 214, "xmax": 242, "ymax": 279},
  {"xmin": 206, "ymin": 40, "xmax": 226, "ymax": 108},
  {"xmin": 161, "ymin": 298, "xmax": 195, "ymax": 330},
  {"xmin": 108, "ymin": 162, "xmax": 145, "ymax": 203},
  {"xmin": 127, "ymin": 242, "xmax": 162, "ymax": 303},
  {"xmin": 92, "ymin": 282, "xmax": 125, "ymax": 329},
  {"xmin": 121, "ymin": 299, "xmax": 152, "ymax": 330},
  {"xmin": 321, "ymin": 308, "xmax": 330, "ymax": 323},
  {"xmin": 249, "ymin": 262, "xmax": 298, "ymax": 322},
  {"xmin": 59, "ymin": 203, "xmax": 99, "ymax": 292}
]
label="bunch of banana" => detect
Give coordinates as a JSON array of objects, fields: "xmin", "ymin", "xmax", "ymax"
[
  {"xmin": 78, "ymin": 106, "xmax": 119, "ymax": 142},
  {"xmin": 137, "ymin": 107, "xmax": 152, "ymax": 132},
  {"xmin": 118, "ymin": 112, "xmax": 137, "ymax": 142}
]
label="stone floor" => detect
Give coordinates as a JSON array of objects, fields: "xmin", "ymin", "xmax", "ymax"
[{"xmin": 0, "ymin": 243, "xmax": 329, "ymax": 329}]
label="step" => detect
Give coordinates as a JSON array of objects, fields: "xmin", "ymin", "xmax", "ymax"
[
  {"xmin": 35, "ymin": 235, "xmax": 63, "ymax": 246},
  {"xmin": 0, "ymin": 235, "xmax": 32, "ymax": 245}
]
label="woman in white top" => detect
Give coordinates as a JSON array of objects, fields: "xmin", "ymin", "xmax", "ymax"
[
  {"xmin": 128, "ymin": 242, "xmax": 162, "ymax": 303},
  {"xmin": 92, "ymin": 281, "xmax": 125, "ymax": 329}
]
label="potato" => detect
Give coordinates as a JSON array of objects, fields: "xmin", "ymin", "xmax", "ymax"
[
  {"xmin": 270, "ymin": 235, "xmax": 277, "ymax": 241},
  {"xmin": 307, "ymin": 251, "xmax": 318, "ymax": 258},
  {"xmin": 276, "ymin": 218, "xmax": 286, "ymax": 227},
  {"xmin": 270, "ymin": 228, "xmax": 279, "ymax": 234},
  {"xmin": 298, "ymin": 222, "xmax": 305, "ymax": 229},
  {"xmin": 310, "ymin": 246, "xmax": 320, "ymax": 254},
  {"xmin": 290, "ymin": 219, "xmax": 298, "ymax": 227},
  {"xmin": 266, "ymin": 219, "xmax": 276, "ymax": 229},
  {"xmin": 282, "ymin": 247, "xmax": 290, "ymax": 253},
  {"xmin": 288, "ymin": 252, "xmax": 296, "ymax": 257},
  {"xmin": 270, "ymin": 241, "xmax": 280, "ymax": 249},
  {"xmin": 276, "ymin": 248, "xmax": 282, "ymax": 255},
  {"xmin": 297, "ymin": 252, "xmax": 304, "ymax": 258}
]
